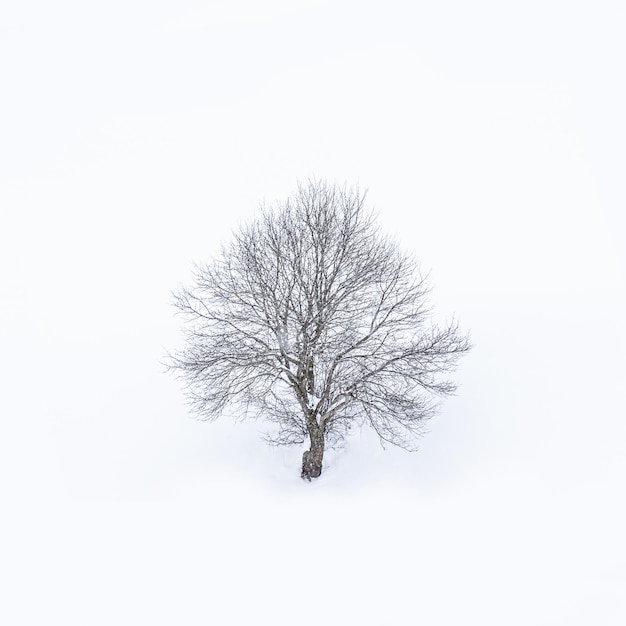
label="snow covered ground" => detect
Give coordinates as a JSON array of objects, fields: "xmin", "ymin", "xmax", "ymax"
[{"xmin": 1, "ymin": 1, "xmax": 625, "ymax": 624}]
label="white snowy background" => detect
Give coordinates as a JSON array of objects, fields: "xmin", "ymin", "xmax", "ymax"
[{"xmin": 1, "ymin": 1, "xmax": 625, "ymax": 624}]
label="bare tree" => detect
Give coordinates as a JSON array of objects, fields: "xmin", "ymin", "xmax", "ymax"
[{"xmin": 169, "ymin": 181, "xmax": 471, "ymax": 480}]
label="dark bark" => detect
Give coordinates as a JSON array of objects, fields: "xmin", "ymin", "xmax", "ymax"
[
  {"xmin": 306, "ymin": 358, "xmax": 314, "ymax": 394},
  {"xmin": 301, "ymin": 427, "xmax": 324, "ymax": 480}
]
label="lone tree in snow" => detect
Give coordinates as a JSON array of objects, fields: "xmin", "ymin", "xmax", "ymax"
[{"xmin": 169, "ymin": 181, "xmax": 471, "ymax": 480}]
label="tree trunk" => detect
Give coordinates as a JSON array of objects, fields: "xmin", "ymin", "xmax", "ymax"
[{"xmin": 301, "ymin": 428, "xmax": 324, "ymax": 480}]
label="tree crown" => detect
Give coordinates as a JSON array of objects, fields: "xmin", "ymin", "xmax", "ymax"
[{"xmin": 170, "ymin": 181, "xmax": 470, "ymax": 451}]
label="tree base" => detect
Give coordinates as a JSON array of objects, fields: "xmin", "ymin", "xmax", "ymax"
[{"xmin": 301, "ymin": 450, "xmax": 323, "ymax": 481}]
